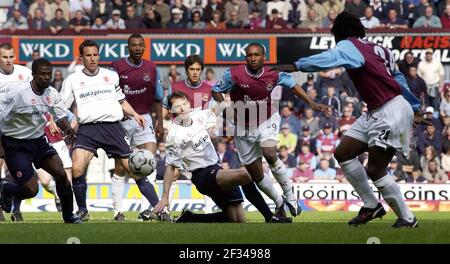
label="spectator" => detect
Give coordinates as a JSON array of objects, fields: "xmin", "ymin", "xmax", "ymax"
[
  {"xmin": 423, "ymin": 160, "xmax": 448, "ymax": 183},
  {"xmin": 153, "ymin": 0, "xmax": 171, "ymax": 28},
  {"xmin": 295, "ymin": 124, "xmax": 318, "ymax": 156},
  {"xmin": 216, "ymin": 141, "xmax": 235, "ymax": 165},
  {"xmin": 248, "ymin": 0, "xmax": 267, "ymax": 19},
  {"xmin": 69, "ymin": 0, "xmax": 92, "ymax": 18},
  {"xmin": 299, "ymin": 108, "xmax": 320, "ymax": 138},
  {"xmin": 204, "ymin": 0, "xmax": 225, "ymax": 22},
  {"xmin": 398, "ymin": 51, "xmax": 421, "ymax": 76},
  {"xmin": 406, "ymin": 66, "xmax": 428, "ymax": 106},
  {"xmin": 440, "ymin": 87, "xmax": 450, "ymax": 119},
  {"xmin": 316, "ymin": 122, "xmax": 340, "ymax": 158},
  {"xmin": 155, "ymin": 141, "xmax": 167, "ymax": 180},
  {"xmin": 414, "ymin": 0, "xmax": 437, "ymax": 19},
  {"xmin": 278, "ymin": 145, "xmax": 297, "ymax": 168},
  {"xmin": 344, "ymin": 0, "xmax": 367, "ymax": 18},
  {"xmin": 224, "ymin": 0, "xmax": 249, "ymax": 22},
  {"xmin": 301, "ymin": 73, "xmax": 319, "ymax": 92},
  {"xmin": 320, "ymin": 85, "xmax": 341, "ymax": 116},
  {"xmin": 417, "ymin": 48, "xmax": 445, "ymax": 110},
  {"xmin": 267, "ymin": 0, "xmax": 292, "ymax": 21},
  {"xmin": 291, "ymin": 160, "xmax": 314, "ymax": 183},
  {"xmin": 387, "ymin": 156, "xmax": 407, "ymax": 182},
  {"xmin": 206, "ymin": 9, "xmax": 226, "ymax": 29},
  {"xmin": 7, "ymin": 0, "xmax": 28, "ymax": 20},
  {"xmin": 442, "ymin": 125, "xmax": 450, "ymax": 155},
  {"xmin": 49, "ymin": 8, "xmax": 69, "ymax": 35},
  {"xmin": 396, "ymin": 150, "xmax": 423, "ymax": 182},
  {"xmin": 2, "ymin": 8, "xmax": 29, "ymax": 31},
  {"xmin": 203, "ymin": 67, "xmax": 216, "ymax": 86},
  {"xmin": 67, "ymin": 56, "xmax": 83, "ymax": 73},
  {"xmin": 184, "ymin": 0, "xmax": 208, "ymax": 10},
  {"xmin": 191, "ymin": 0, "xmax": 206, "ymax": 17},
  {"xmin": 248, "ymin": 8, "xmax": 265, "ymax": 29},
  {"xmin": 225, "ymin": 10, "xmax": 244, "ymax": 28},
  {"xmin": 318, "ymin": 113, "xmax": 339, "ymax": 135},
  {"xmin": 316, "ymin": 67, "xmax": 345, "ymax": 98},
  {"xmin": 163, "ymin": 64, "xmax": 184, "ymax": 91},
  {"xmin": 418, "ymin": 123, "xmax": 442, "ymax": 156},
  {"xmin": 69, "ymin": 9, "xmax": 91, "ymax": 33},
  {"xmin": 413, "ymin": 6, "xmax": 442, "ymax": 28},
  {"xmin": 338, "ymin": 105, "xmax": 356, "ymax": 135},
  {"xmin": 322, "ymin": 9, "xmax": 337, "ymax": 28},
  {"xmin": 297, "ymin": 141, "xmax": 318, "ymax": 169},
  {"xmin": 167, "ymin": 8, "xmax": 187, "ymax": 29},
  {"xmin": 385, "ymin": 0, "xmax": 412, "ymax": 21},
  {"xmin": 91, "ymin": 16, "xmax": 107, "ymax": 29},
  {"xmin": 313, "ymin": 159, "xmax": 336, "ymax": 180},
  {"xmin": 172, "ymin": 0, "xmax": 190, "ymax": 22},
  {"xmin": 420, "ymin": 144, "xmax": 441, "ymax": 170},
  {"xmin": 25, "ymin": 50, "xmax": 40, "ymax": 69},
  {"xmin": 361, "ymin": 6, "xmax": 380, "ymax": 28},
  {"xmin": 266, "ymin": 8, "xmax": 289, "ymax": 29},
  {"xmin": 323, "ymin": 0, "xmax": 344, "ymax": 14},
  {"xmin": 187, "ymin": 10, "xmax": 206, "ymax": 29},
  {"xmin": 29, "ymin": 0, "xmax": 53, "ymax": 20},
  {"xmin": 277, "ymin": 124, "xmax": 297, "ymax": 154},
  {"xmin": 125, "ymin": 5, "xmax": 145, "ymax": 29},
  {"xmin": 371, "ymin": 0, "xmax": 387, "ymax": 20},
  {"xmin": 441, "ymin": 4, "xmax": 450, "ymax": 28},
  {"xmin": 381, "ymin": 8, "xmax": 408, "ymax": 28},
  {"xmin": 134, "ymin": 0, "xmax": 150, "ymax": 18},
  {"xmin": 289, "ymin": 0, "xmax": 308, "ymax": 27},
  {"xmin": 143, "ymin": 8, "xmax": 163, "ymax": 29},
  {"xmin": 50, "ymin": 0, "xmax": 70, "ymax": 22},
  {"xmin": 90, "ymin": 0, "xmax": 113, "ymax": 23},
  {"xmin": 305, "ymin": 0, "xmax": 327, "ymax": 21},
  {"xmin": 106, "ymin": 9, "xmax": 126, "ymax": 30},
  {"xmin": 441, "ymin": 144, "xmax": 450, "ymax": 175},
  {"xmin": 112, "ymin": 0, "xmax": 127, "ymax": 19},
  {"xmin": 280, "ymin": 106, "xmax": 300, "ymax": 134},
  {"xmin": 50, "ymin": 69, "xmax": 64, "ymax": 92},
  {"xmin": 297, "ymin": 8, "xmax": 322, "ymax": 30},
  {"xmin": 30, "ymin": 8, "xmax": 50, "ymax": 30}
]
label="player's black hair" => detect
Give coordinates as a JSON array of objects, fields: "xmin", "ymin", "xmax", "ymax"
[
  {"xmin": 127, "ymin": 33, "xmax": 144, "ymax": 45},
  {"xmin": 167, "ymin": 91, "xmax": 189, "ymax": 109},
  {"xmin": 245, "ymin": 42, "xmax": 266, "ymax": 55},
  {"xmin": 0, "ymin": 43, "xmax": 13, "ymax": 50},
  {"xmin": 31, "ymin": 58, "xmax": 52, "ymax": 74},
  {"xmin": 184, "ymin": 55, "xmax": 204, "ymax": 71},
  {"xmin": 79, "ymin": 40, "xmax": 99, "ymax": 55},
  {"xmin": 331, "ymin": 11, "xmax": 366, "ymax": 43}
]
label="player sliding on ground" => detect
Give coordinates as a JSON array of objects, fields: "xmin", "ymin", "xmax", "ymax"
[
  {"xmin": 152, "ymin": 91, "xmax": 292, "ymax": 223},
  {"xmin": 273, "ymin": 12, "xmax": 431, "ymax": 228}
]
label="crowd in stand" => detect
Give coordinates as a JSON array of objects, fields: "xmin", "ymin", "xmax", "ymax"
[{"xmin": 1, "ymin": 0, "xmax": 449, "ymax": 32}]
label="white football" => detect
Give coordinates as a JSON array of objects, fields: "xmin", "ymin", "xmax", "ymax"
[{"xmin": 128, "ymin": 149, "xmax": 156, "ymax": 177}]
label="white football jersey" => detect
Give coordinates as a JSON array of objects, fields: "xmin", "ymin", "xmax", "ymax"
[
  {"xmin": 0, "ymin": 81, "xmax": 67, "ymax": 139},
  {"xmin": 60, "ymin": 67, "xmax": 125, "ymax": 124},
  {"xmin": 0, "ymin": 65, "xmax": 32, "ymax": 91},
  {"xmin": 165, "ymin": 109, "xmax": 219, "ymax": 171}
]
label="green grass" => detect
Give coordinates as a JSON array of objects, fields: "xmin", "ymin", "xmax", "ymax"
[{"xmin": 1, "ymin": 211, "xmax": 450, "ymax": 244}]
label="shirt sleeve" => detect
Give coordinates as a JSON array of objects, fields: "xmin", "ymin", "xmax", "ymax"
[
  {"xmin": 392, "ymin": 69, "xmax": 421, "ymax": 112},
  {"xmin": 154, "ymin": 68, "xmax": 164, "ymax": 101},
  {"xmin": 165, "ymin": 134, "xmax": 183, "ymax": 168},
  {"xmin": 60, "ymin": 77, "xmax": 74, "ymax": 109},
  {"xmin": 113, "ymin": 73, "xmax": 126, "ymax": 102},
  {"xmin": 51, "ymin": 90, "xmax": 69, "ymax": 121},
  {"xmin": 276, "ymin": 72, "xmax": 297, "ymax": 89},
  {"xmin": 295, "ymin": 40, "xmax": 365, "ymax": 72},
  {"xmin": 212, "ymin": 68, "xmax": 235, "ymax": 93}
]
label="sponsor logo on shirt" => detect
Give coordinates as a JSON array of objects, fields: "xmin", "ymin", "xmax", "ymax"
[
  {"xmin": 123, "ymin": 85, "xmax": 147, "ymax": 96},
  {"xmin": 240, "ymin": 84, "xmax": 249, "ymax": 89},
  {"xmin": 79, "ymin": 89, "xmax": 113, "ymax": 98}
]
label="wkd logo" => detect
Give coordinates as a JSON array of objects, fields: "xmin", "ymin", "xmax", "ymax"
[
  {"xmin": 19, "ymin": 39, "xmax": 72, "ymax": 61},
  {"xmin": 151, "ymin": 39, "xmax": 203, "ymax": 62},
  {"xmin": 96, "ymin": 39, "xmax": 130, "ymax": 60},
  {"xmin": 216, "ymin": 39, "xmax": 270, "ymax": 62}
]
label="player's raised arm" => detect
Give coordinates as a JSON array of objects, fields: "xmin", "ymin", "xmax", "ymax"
[{"xmin": 211, "ymin": 68, "xmax": 235, "ymax": 112}]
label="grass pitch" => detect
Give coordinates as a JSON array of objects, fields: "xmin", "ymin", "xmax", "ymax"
[{"xmin": 1, "ymin": 211, "xmax": 450, "ymax": 244}]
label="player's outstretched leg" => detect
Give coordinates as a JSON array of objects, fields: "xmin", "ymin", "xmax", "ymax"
[
  {"xmin": 37, "ymin": 170, "xmax": 62, "ymax": 212},
  {"xmin": 335, "ymin": 136, "xmax": 384, "ymax": 226},
  {"xmin": 112, "ymin": 160, "xmax": 126, "ymax": 221},
  {"xmin": 367, "ymin": 147, "xmax": 417, "ymax": 228},
  {"xmin": 71, "ymin": 149, "xmax": 93, "ymax": 222}
]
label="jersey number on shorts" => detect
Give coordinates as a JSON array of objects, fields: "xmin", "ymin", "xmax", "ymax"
[{"xmin": 379, "ymin": 129, "xmax": 390, "ymax": 142}]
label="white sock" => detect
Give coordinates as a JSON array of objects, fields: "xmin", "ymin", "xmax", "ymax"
[
  {"xmin": 374, "ymin": 175, "xmax": 414, "ymax": 222},
  {"xmin": 111, "ymin": 174, "xmax": 125, "ymax": 216},
  {"xmin": 203, "ymin": 195, "xmax": 214, "ymax": 213},
  {"xmin": 168, "ymin": 182, "xmax": 177, "ymax": 207},
  {"xmin": 340, "ymin": 159, "xmax": 379, "ymax": 209},
  {"xmin": 44, "ymin": 180, "xmax": 57, "ymax": 196},
  {"xmin": 256, "ymin": 175, "xmax": 283, "ymax": 208},
  {"xmin": 270, "ymin": 159, "xmax": 296, "ymax": 202}
]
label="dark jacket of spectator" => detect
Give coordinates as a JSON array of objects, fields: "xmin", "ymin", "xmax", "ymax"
[{"xmin": 203, "ymin": 1, "xmax": 225, "ymax": 22}]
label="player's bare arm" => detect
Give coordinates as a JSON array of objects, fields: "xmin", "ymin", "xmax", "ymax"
[
  {"xmin": 153, "ymin": 99, "xmax": 164, "ymax": 140},
  {"xmin": 120, "ymin": 99, "xmax": 146, "ymax": 128},
  {"xmin": 271, "ymin": 64, "xmax": 297, "ymax": 73},
  {"xmin": 291, "ymin": 84, "xmax": 332, "ymax": 116},
  {"xmin": 56, "ymin": 117, "xmax": 77, "ymax": 144},
  {"xmin": 153, "ymin": 164, "xmax": 177, "ymax": 214}
]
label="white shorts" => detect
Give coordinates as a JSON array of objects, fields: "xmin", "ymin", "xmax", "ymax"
[
  {"xmin": 52, "ymin": 140, "xmax": 72, "ymax": 169},
  {"xmin": 345, "ymin": 95, "xmax": 413, "ymax": 156},
  {"xmin": 120, "ymin": 113, "xmax": 156, "ymax": 147},
  {"xmin": 235, "ymin": 113, "xmax": 281, "ymax": 165}
]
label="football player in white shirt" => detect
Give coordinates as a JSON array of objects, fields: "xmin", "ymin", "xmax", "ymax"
[
  {"xmin": 0, "ymin": 58, "xmax": 81, "ymax": 223},
  {"xmin": 60, "ymin": 40, "xmax": 156, "ymax": 222},
  {"xmin": 152, "ymin": 91, "xmax": 292, "ymax": 223}
]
